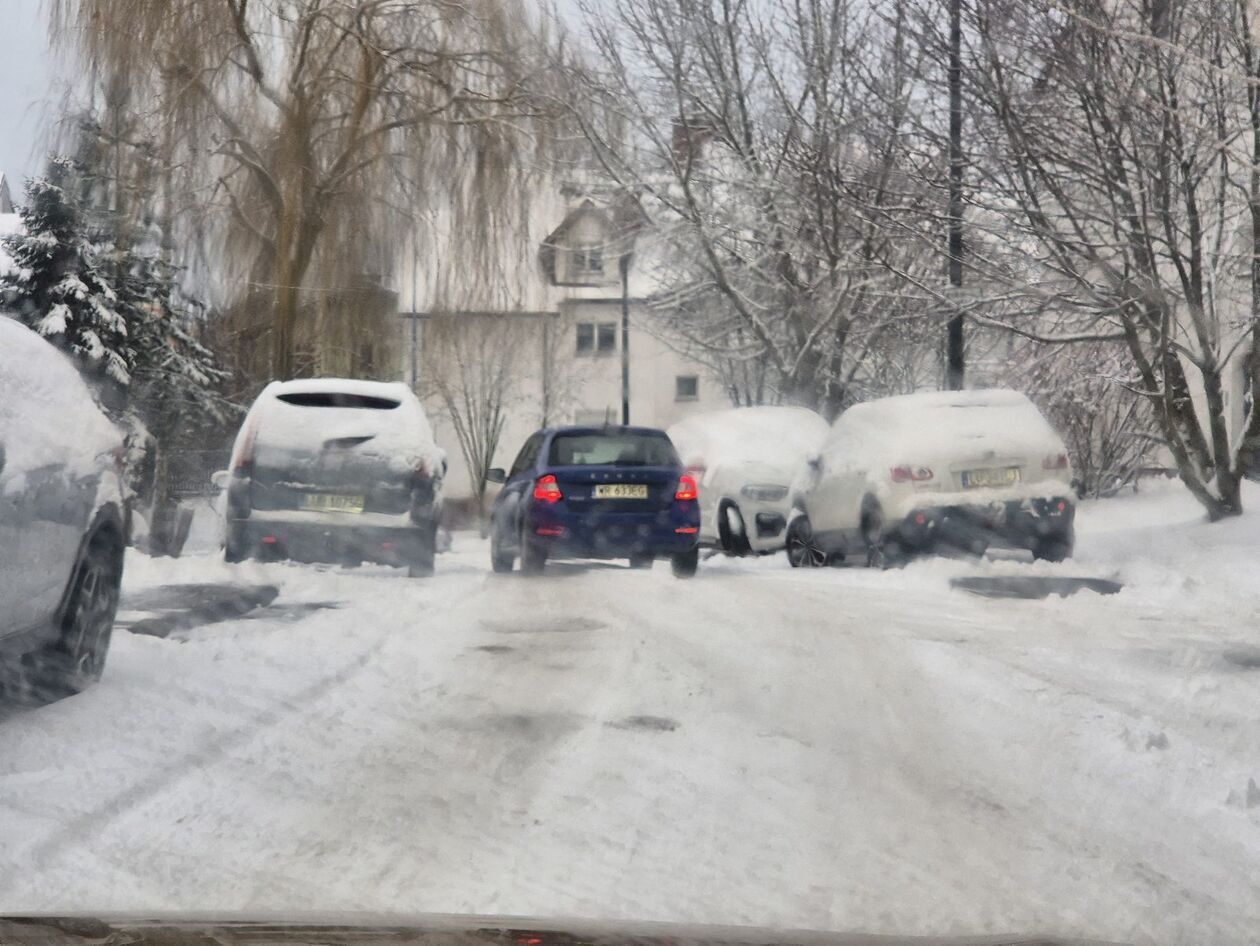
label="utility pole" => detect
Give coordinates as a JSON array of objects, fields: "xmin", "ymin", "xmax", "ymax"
[
  {"xmin": 946, "ymin": 0, "xmax": 966, "ymax": 391},
  {"xmin": 620, "ymin": 252, "xmax": 631, "ymax": 425}
]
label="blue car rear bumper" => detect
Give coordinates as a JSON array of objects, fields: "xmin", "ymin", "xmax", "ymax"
[{"xmin": 525, "ymin": 504, "xmax": 699, "ymax": 559}]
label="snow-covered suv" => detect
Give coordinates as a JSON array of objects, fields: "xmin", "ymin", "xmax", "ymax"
[
  {"xmin": 0, "ymin": 316, "xmax": 128, "ymax": 698},
  {"xmin": 216, "ymin": 379, "xmax": 446, "ymax": 576},
  {"xmin": 788, "ymin": 389, "xmax": 1076, "ymax": 566}
]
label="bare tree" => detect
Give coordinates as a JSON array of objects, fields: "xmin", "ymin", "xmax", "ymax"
[
  {"xmin": 52, "ymin": 0, "xmax": 562, "ymax": 384},
  {"xmin": 958, "ymin": 0, "xmax": 1260, "ymax": 518},
  {"xmin": 422, "ymin": 313, "xmax": 540, "ymax": 520},
  {"xmin": 566, "ymin": 0, "xmax": 948, "ymax": 418}
]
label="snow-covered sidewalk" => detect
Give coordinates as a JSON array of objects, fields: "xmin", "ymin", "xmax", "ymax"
[{"xmin": 0, "ymin": 481, "xmax": 1257, "ymax": 944}]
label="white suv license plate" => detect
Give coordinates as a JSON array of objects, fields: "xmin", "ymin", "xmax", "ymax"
[
  {"xmin": 301, "ymin": 493, "xmax": 365, "ymax": 513},
  {"xmin": 593, "ymin": 484, "xmax": 649, "ymax": 500},
  {"xmin": 961, "ymin": 467, "xmax": 1021, "ymax": 489}
]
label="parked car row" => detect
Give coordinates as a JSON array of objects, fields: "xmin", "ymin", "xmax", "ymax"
[
  {"xmin": 0, "ymin": 314, "xmax": 1078, "ymax": 700},
  {"xmin": 214, "ymin": 380, "xmax": 1078, "ymax": 578}
]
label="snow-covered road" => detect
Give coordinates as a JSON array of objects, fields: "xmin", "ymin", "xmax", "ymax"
[{"xmin": 2, "ymin": 483, "xmax": 1258, "ymax": 945}]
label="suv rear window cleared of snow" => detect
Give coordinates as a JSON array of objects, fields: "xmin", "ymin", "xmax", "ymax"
[
  {"xmin": 276, "ymin": 392, "xmax": 401, "ymax": 410},
  {"xmin": 549, "ymin": 432, "xmax": 680, "ymax": 467}
]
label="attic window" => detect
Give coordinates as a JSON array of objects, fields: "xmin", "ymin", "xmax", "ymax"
[{"xmin": 573, "ymin": 245, "xmax": 604, "ymax": 275}]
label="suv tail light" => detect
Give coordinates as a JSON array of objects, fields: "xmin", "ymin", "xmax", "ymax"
[
  {"xmin": 1043, "ymin": 453, "xmax": 1070, "ymax": 470},
  {"xmin": 533, "ymin": 474, "xmax": 562, "ymax": 503},
  {"xmin": 890, "ymin": 465, "xmax": 933, "ymax": 483},
  {"xmin": 232, "ymin": 418, "xmax": 259, "ymax": 473},
  {"xmin": 675, "ymin": 473, "xmax": 699, "ymax": 501}
]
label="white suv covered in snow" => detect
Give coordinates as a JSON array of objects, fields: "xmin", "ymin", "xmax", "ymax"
[
  {"xmin": 787, "ymin": 389, "xmax": 1076, "ymax": 566},
  {"xmin": 668, "ymin": 406, "xmax": 829, "ymax": 555},
  {"xmin": 216, "ymin": 379, "xmax": 445, "ymax": 576}
]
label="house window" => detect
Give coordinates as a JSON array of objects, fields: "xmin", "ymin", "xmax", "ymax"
[
  {"xmin": 577, "ymin": 322, "xmax": 617, "ymax": 355},
  {"xmin": 573, "ymin": 245, "xmax": 604, "ymax": 275},
  {"xmin": 675, "ymin": 375, "xmax": 699, "ymax": 401}
]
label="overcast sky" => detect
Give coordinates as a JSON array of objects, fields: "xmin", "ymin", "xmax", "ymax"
[{"xmin": 0, "ymin": 0, "xmax": 55, "ymax": 197}]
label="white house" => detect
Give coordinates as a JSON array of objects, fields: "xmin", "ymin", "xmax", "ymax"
[{"xmin": 395, "ymin": 192, "xmax": 730, "ymax": 506}]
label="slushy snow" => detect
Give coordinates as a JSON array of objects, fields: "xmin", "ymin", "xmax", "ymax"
[{"xmin": 0, "ymin": 478, "xmax": 1257, "ymax": 945}]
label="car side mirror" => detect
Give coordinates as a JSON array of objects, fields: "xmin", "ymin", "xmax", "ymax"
[
  {"xmin": 210, "ymin": 470, "xmax": 230, "ymax": 490},
  {"xmin": 485, "ymin": 467, "xmax": 507, "ymax": 485}
]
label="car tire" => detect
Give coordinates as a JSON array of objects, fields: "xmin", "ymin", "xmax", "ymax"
[
  {"xmin": 718, "ymin": 501, "xmax": 752, "ymax": 556},
  {"xmin": 224, "ymin": 523, "xmax": 249, "ymax": 563},
  {"xmin": 628, "ymin": 553, "xmax": 654, "ymax": 569},
  {"xmin": 786, "ymin": 515, "xmax": 828, "ymax": 568},
  {"xmin": 670, "ymin": 546, "xmax": 699, "ymax": 578},
  {"xmin": 408, "ymin": 521, "xmax": 438, "ymax": 578},
  {"xmin": 519, "ymin": 529, "xmax": 547, "ymax": 576},
  {"xmin": 1033, "ymin": 536, "xmax": 1073, "ymax": 563},
  {"xmin": 30, "ymin": 531, "xmax": 122, "ymax": 698},
  {"xmin": 862, "ymin": 501, "xmax": 904, "ymax": 569},
  {"xmin": 490, "ymin": 522, "xmax": 515, "ymax": 573}
]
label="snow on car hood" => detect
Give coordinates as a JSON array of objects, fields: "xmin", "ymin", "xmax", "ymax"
[{"xmin": 0, "ymin": 315, "xmax": 123, "ymax": 486}]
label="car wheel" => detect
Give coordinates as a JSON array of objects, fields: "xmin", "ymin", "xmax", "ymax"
[
  {"xmin": 862, "ymin": 501, "xmax": 904, "ymax": 569},
  {"xmin": 628, "ymin": 553, "xmax": 654, "ymax": 569},
  {"xmin": 519, "ymin": 527, "xmax": 547, "ymax": 575},
  {"xmin": 32, "ymin": 532, "xmax": 122, "ymax": 698},
  {"xmin": 490, "ymin": 520, "xmax": 515, "ymax": 574},
  {"xmin": 1033, "ymin": 536, "xmax": 1073, "ymax": 563},
  {"xmin": 224, "ymin": 522, "xmax": 249, "ymax": 563},
  {"xmin": 407, "ymin": 520, "xmax": 439, "ymax": 578},
  {"xmin": 670, "ymin": 546, "xmax": 699, "ymax": 578},
  {"xmin": 718, "ymin": 502, "xmax": 752, "ymax": 556},
  {"xmin": 786, "ymin": 515, "xmax": 827, "ymax": 567}
]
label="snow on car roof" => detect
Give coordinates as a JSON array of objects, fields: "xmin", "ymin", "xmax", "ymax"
[
  {"xmin": 263, "ymin": 377, "xmax": 415, "ymax": 399},
  {"xmin": 668, "ymin": 405, "xmax": 828, "ymax": 467},
  {"xmin": 243, "ymin": 376, "xmax": 443, "ymax": 470},
  {"xmin": 833, "ymin": 387, "xmax": 1065, "ymax": 461}
]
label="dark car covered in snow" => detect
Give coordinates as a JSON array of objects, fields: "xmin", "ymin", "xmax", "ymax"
[
  {"xmin": 215, "ymin": 379, "xmax": 446, "ymax": 576},
  {"xmin": 0, "ymin": 316, "xmax": 128, "ymax": 698}
]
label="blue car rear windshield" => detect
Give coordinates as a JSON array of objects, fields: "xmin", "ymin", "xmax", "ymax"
[{"xmin": 549, "ymin": 432, "xmax": 679, "ymax": 467}]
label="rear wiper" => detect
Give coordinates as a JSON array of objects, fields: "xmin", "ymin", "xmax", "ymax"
[{"xmin": 322, "ymin": 435, "xmax": 376, "ymax": 450}]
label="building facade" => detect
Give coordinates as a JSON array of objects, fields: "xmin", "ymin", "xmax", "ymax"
[{"xmin": 398, "ymin": 197, "xmax": 730, "ymax": 504}]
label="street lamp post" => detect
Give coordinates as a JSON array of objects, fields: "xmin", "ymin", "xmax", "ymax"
[{"xmin": 620, "ymin": 252, "xmax": 631, "ymax": 425}]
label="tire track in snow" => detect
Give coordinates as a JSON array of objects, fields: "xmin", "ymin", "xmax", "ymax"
[{"xmin": 20, "ymin": 626, "xmax": 394, "ymax": 878}]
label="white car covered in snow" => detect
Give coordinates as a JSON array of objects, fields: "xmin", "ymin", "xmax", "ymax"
[
  {"xmin": 215, "ymin": 379, "xmax": 445, "ymax": 576},
  {"xmin": 668, "ymin": 406, "xmax": 829, "ymax": 555},
  {"xmin": 787, "ymin": 389, "xmax": 1076, "ymax": 567}
]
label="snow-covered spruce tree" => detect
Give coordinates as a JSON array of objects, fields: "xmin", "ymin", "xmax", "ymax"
[{"xmin": 0, "ymin": 157, "xmax": 131, "ymax": 391}]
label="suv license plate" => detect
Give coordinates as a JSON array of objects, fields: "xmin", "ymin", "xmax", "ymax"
[
  {"xmin": 961, "ymin": 467, "xmax": 1021, "ymax": 489},
  {"xmin": 594, "ymin": 484, "xmax": 648, "ymax": 499},
  {"xmin": 302, "ymin": 493, "xmax": 365, "ymax": 513}
]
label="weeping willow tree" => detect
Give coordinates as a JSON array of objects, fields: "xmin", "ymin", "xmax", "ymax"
[{"xmin": 51, "ymin": 0, "xmax": 567, "ymax": 385}]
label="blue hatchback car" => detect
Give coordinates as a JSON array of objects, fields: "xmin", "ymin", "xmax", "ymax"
[{"xmin": 486, "ymin": 425, "xmax": 701, "ymax": 577}]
